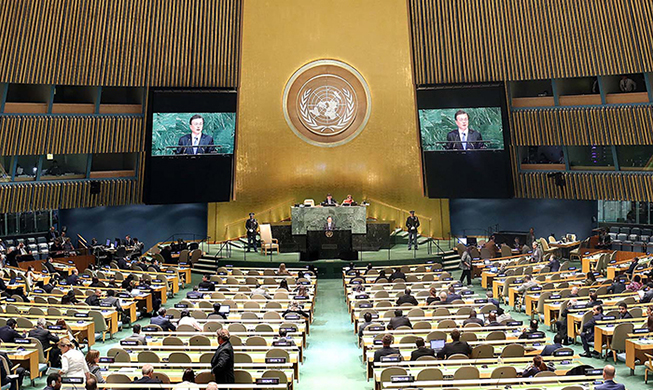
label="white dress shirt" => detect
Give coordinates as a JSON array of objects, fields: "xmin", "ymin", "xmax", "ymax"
[
  {"xmin": 458, "ymin": 130, "xmax": 468, "ymax": 150},
  {"xmin": 178, "ymin": 315, "xmax": 202, "ymax": 331},
  {"xmin": 192, "ymin": 136, "xmax": 200, "ymax": 154}
]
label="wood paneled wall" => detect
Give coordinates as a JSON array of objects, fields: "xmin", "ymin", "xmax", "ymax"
[
  {"xmin": 0, "ymin": 116, "xmax": 144, "ymax": 156},
  {"xmin": 0, "ymin": 0, "xmax": 241, "ymax": 87},
  {"xmin": 516, "ymin": 172, "xmax": 653, "ymax": 201},
  {"xmin": 512, "ymin": 106, "xmax": 653, "ymax": 146},
  {"xmin": 409, "ymin": 0, "xmax": 653, "ymax": 84},
  {"xmin": 0, "ymin": 179, "xmax": 140, "ymax": 213}
]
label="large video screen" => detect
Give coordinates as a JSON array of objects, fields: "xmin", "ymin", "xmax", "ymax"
[
  {"xmin": 144, "ymin": 89, "xmax": 237, "ymax": 204},
  {"xmin": 151, "ymin": 112, "xmax": 236, "ymax": 156},
  {"xmin": 419, "ymin": 107, "xmax": 504, "ymax": 151},
  {"xmin": 417, "ymin": 84, "xmax": 513, "ymax": 199}
]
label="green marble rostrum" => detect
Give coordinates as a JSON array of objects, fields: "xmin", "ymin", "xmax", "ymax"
[{"xmin": 291, "ymin": 205, "xmax": 367, "ymax": 235}]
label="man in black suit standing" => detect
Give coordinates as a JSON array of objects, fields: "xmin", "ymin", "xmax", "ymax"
[
  {"xmin": 47, "ymin": 226, "xmax": 58, "ymax": 242},
  {"xmin": 211, "ymin": 329, "xmax": 235, "ymax": 383},
  {"xmin": 445, "ymin": 110, "xmax": 485, "ymax": 150},
  {"xmin": 324, "ymin": 216, "xmax": 336, "ymax": 231},
  {"xmin": 245, "ymin": 213, "xmax": 259, "ymax": 252},
  {"xmin": 406, "ymin": 211, "xmax": 420, "ymax": 250},
  {"xmin": 176, "ymin": 114, "xmax": 216, "ymax": 155}
]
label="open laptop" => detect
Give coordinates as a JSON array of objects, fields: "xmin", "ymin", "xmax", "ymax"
[{"xmin": 430, "ymin": 339, "xmax": 445, "ymax": 351}]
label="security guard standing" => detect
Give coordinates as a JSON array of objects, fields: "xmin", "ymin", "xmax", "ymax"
[
  {"xmin": 245, "ymin": 213, "xmax": 259, "ymax": 252},
  {"xmin": 406, "ymin": 210, "xmax": 420, "ymax": 250}
]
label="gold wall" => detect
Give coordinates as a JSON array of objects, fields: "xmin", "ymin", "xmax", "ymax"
[{"xmin": 207, "ymin": 0, "xmax": 450, "ymax": 241}]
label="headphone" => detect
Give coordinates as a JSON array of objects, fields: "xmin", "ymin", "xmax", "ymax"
[{"xmin": 50, "ymin": 379, "xmax": 56, "ymax": 387}]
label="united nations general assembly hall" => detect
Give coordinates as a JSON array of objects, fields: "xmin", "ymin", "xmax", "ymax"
[{"xmin": 0, "ymin": 1, "xmax": 652, "ymax": 390}]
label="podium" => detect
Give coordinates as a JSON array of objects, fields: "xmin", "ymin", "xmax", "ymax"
[{"xmin": 302, "ymin": 229, "xmax": 357, "ymax": 261}]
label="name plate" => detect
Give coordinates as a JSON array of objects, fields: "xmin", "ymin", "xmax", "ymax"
[
  {"xmin": 175, "ymin": 304, "xmax": 188, "ymax": 308},
  {"xmin": 294, "ymin": 295, "xmax": 308, "ymax": 300},
  {"xmin": 118, "ymin": 293, "xmax": 131, "ymax": 298},
  {"xmin": 74, "ymin": 313, "xmax": 87, "ymax": 318},
  {"xmin": 256, "ymin": 378, "xmax": 279, "ymax": 385},
  {"xmin": 507, "ymin": 321, "xmax": 523, "ymax": 326},
  {"xmin": 530, "ymin": 286, "xmax": 542, "ymax": 291},
  {"xmin": 265, "ymin": 357, "xmax": 286, "ymax": 364},
  {"xmin": 99, "ymin": 357, "xmax": 115, "ymax": 363},
  {"xmin": 390, "ymin": 375, "xmax": 414, "ymax": 383},
  {"xmin": 48, "ymin": 325, "xmax": 63, "ymax": 330},
  {"xmin": 350, "ymin": 280, "xmax": 362, "ymax": 285},
  {"xmin": 585, "ymin": 369, "xmax": 603, "ymax": 375},
  {"xmin": 549, "ymin": 294, "xmax": 561, "ymax": 299},
  {"xmin": 381, "ymin": 356, "xmax": 401, "ymax": 362},
  {"xmin": 554, "ymin": 350, "xmax": 573, "ymax": 356},
  {"xmin": 14, "ymin": 339, "xmax": 30, "ymax": 344},
  {"xmin": 272, "ymin": 340, "xmax": 291, "ymax": 346},
  {"xmin": 355, "ymin": 294, "xmax": 369, "ymax": 300},
  {"xmin": 368, "ymin": 326, "xmax": 385, "ymax": 331},
  {"xmin": 284, "ymin": 314, "xmax": 300, "ymax": 320},
  {"xmin": 359, "ymin": 303, "xmax": 372, "ymax": 308},
  {"xmin": 633, "ymin": 328, "xmax": 650, "ymax": 334},
  {"xmin": 62, "ymin": 378, "xmax": 84, "ymax": 384},
  {"xmin": 474, "ymin": 299, "xmax": 488, "ymax": 304},
  {"xmin": 120, "ymin": 340, "xmax": 138, "ymax": 346},
  {"xmin": 373, "ymin": 339, "xmax": 383, "ymax": 345},
  {"xmin": 462, "ymin": 290, "xmax": 473, "ymax": 295},
  {"xmin": 281, "ymin": 327, "xmax": 297, "ymax": 333},
  {"xmin": 602, "ymin": 316, "xmax": 616, "ymax": 321}
]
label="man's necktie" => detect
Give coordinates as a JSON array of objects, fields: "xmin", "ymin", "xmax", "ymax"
[
  {"xmin": 462, "ymin": 133, "xmax": 467, "ymax": 150},
  {"xmin": 193, "ymin": 137, "xmax": 199, "ymax": 154}
]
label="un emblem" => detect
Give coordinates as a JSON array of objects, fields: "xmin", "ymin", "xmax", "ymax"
[{"xmin": 283, "ymin": 60, "xmax": 371, "ymax": 147}]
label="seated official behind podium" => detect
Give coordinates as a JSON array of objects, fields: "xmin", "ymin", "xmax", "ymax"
[
  {"xmin": 322, "ymin": 193, "xmax": 338, "ymax": 206},
  {"xmin": 341, "ymin": 194, "xmax": 357, "ymax": 206},
  {"xmin": 324, "ymin": 216, "xmax": 336, "ymax": 231},
  {"xmin": 176, "ymin": 114, "xmax": 216, "ymax": 155},
  {"xmin": 444, "ymin": 110, "xmax": 485, "ymax": 151}
]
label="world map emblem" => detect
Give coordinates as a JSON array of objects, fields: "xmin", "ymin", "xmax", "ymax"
[{"xmin": 283, "ymin": 60, "xmax": 371, "ymax": 147}]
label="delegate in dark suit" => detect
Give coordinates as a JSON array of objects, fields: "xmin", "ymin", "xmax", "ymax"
[
  {"xmin": 437, "ymin": 340, "xmax": 471, "ymax": 359},
  {"xmin": 373, "ymin": 346, "xmax": 400, "ymax": 362},
  {"xmin": 396, "ymin": 293, "xmax": 418, "ymax": 306},
  {"xmin": 324, "ymin": 221, "xmax": 336, "ymax": 231},
  {"xmin": 28, "ymin": 327, "xmax": 59, "ymax": 355},
  {"xmin": 388, "ymin": 315, "xmax": 412, "ymax": 330},
  {"xmin": 133, "ymin": 377, "xmax": 162, "ymax": 384},
  {"xmin": 444, "ymin": 129, "xmax": 485, "ymax": 150},
  {"xmin": 0, "ymin": 325, "xmax": 21, "ymax": 343},
  {"xmin": 595, "ymin": 379, "xmax": 625, "ymax": 390},
  {"xmin": 410, "ymin": 347, "xmax": 435, "ymax": 361},
  {"xmin": 541, "ymin": 342, "xmax": 563, "ymax": 356},
  {"xmin": 151, "ymin": 314, "xmax": 176, "ymax": 332},
  {"xmin": 211, "ymin": 340, "xmax": 235, "ymax": 383},
  {"xmin": 176, "ymin": 133, "xmax": 216, "ymax": 155}
]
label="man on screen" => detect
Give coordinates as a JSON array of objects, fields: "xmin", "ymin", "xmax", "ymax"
[
  {"xmin": 176, "ymin": 114, "xmax": 216, "ymax": 155},
  {"xmin": 445, "ymin": 110, "xmax": 485, "ymax": 150}
]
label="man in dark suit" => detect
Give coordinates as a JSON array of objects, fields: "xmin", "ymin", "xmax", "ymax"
[
  {"xmin": 133, "ymin": 364, "xmax": 162, "ymax": 383},
  {"xmin": 437, "ymin": 329, "xmax": 471, "ymax": 359},
  {"xmin": 198, "ymin": 274, "xmax": 215, "ymax": 291},
  {"xmin": 66, "ymin": 269, "xmax": 80, "ymax": 285},
  {"xmin": 641, "ymin": 284, "xmax": 653, "ymax": 303},
  {"xmin": 5, "ymin": 249, "xmax": 18, "ymax": 268},
  {"xmin": 176, "ymin": 114, "xmax": 216, "ymax": 155},
  {"xmin": 406, "ymin": 210, "xmax": 420, "ymax": 250},
  {"xmin": 151, "ymin": 308, "xmax": 176, "ymax": 331},
  {"xmin": 446, "ymin": 285, "xmax": 462, "ymax": 303},
  {"xmin": 0, "ymin": 319, "xmax": 23, "ymax": 343},
  {"xmin": 595, "ymin": 365, "xmax": 625, "ymax": 390},
  {"xmin": 519, "ymin": 319, "xmax": 541, "ymax": 339},
  {"xmin": 444, "ymin": 110, "xmax": 485, "ymax": 150},
  {"xmin": 322, "ymin": 193, "xmax": 338, "ymax": 206},
  {"xmin": 211, "ymin": 329, "xmax": 235, "ymax": 383},
  {"xmin": 547, "ymin": 256, "xmax": 561, "ymax": 272},
  {"xmin": 43, "ymin": 257, "xmax": 57, "ymax": 274},
  {"xmin": 117, "ymin": 257, "xmax": 130, "ymax": 270},
  {"xmin": 396, "ymin": 289, "xmax": 418, "ymax": 306},
  {"xmin": 541, "ymin": 334, "xmax": 563, "ymax": 356},
  {"xmin": 324, "ymin": 216, "xmax": 336, "ymax": 231},
  {"xmin": 28, "ymin": 318, "xmax": 59, "ymax": 364},
  {"xmin": 387, "ymin": 310, "xmax": 412, "ymax": 330},
  {"xmin": 626, "ymin": 257, "xmax": 640, "ymax": 276},
  {"xmin": 373, "ymin": 334, "xmax": 399, "ymax": 362},
  {"xmin": 410, "ymin": 337, "xmax": 435, "ymax": 360},
  {"xmin": 485, "ymin": 312, "xmax": 502, "ymax": 327},
  {"xmin": 245, "ymin": 213, "xmax": 259, "ymax": 252},
  {"xmin": 607, "ymin": 278, "xmax": 626, "ymax": 294},
  {"xmin": 580, "ymin": 305, "xmax": 604, "ymax": 357},
  {"xmin": 617, "ymin": 302, "xmax": 633, "ymax": 319},
  {"xmin": 462, "ymin": 310, "xmax": 484, "ymax": 326},
  {"xmin": 47, "ymin": 227, "xmax": 58, "ymax": 242},
  {"xmin": 123, "ymin": 235, "xmax": 134, "ymax": 246},
  {"xmin": 389, "ymin": 268, "xmax": 406, "ymax": 282}
]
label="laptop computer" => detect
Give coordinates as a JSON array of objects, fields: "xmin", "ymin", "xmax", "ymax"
[{"xmin": 430, "ymin": 339, "xmax": 445, "ymax": 351}]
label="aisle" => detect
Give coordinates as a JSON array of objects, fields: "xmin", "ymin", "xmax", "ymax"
[{"xmin": 296, "ymin": 279, "xmax": 372, "ymax": 390}]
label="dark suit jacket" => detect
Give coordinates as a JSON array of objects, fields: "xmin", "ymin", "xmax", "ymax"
[
  {"xmin": 437, "ymin": 340, "xmax": 471, "ymax": 359},
  {"xmin": 446, "ymin": 293, "xmax": 462, "ymax": 303},
  {"xmin": 541, "ymin": 342, "xmax": 563, "ymax": 356},
  {"xmin": 117, "ymin": 258, "xmax": 129, "ymax": 269},
  {"xmin": 43, "ymin": 261, "xmax": 57, "ymax": 274},
  {"xmin": 608, "ymin": 281, "xmax": 626, "ymax": 294},
  {"xmin": 445, "ymin": 129, "xmax": 485, "ymax": 150},
  {"xmin": 198, "ymin": 280, "xmax": 215, "ymax": 291},
  {"xmin": 388, "ymin": 316, "xmax": 412, "ymax": 330},
  {"xmin": 245, "ymin": 219, "xmax": 259, "ymax": 236},
  {"xmin": 595, "ymin": 379, "xmax": 625, "ymax": 390},
  {"xmin": 582, "ymin": 314, "xmax": 604, "ymax": 335},
  {"xmin": 547, "ymin": 258, "xmax": 560, "ymax": 272},
  {"xmin": 373, "ymin": 347, "xmax": 400, "ymax": 362},
  {"xmin": 0, "ymin": 326, "xmax": 21, "ymax": 343},
  {"xmin": 641, "ymin": 290, "xmax": 653, "ymax": 304},
  {"xmin": 619, "ymin": 312, "xmax": 633, "ymax": 319},
  {"xmin": 66, "ymin": 274, "xmax": 79, "ymax": 285},
  {"xmin": 410, "ymin": 347, "xmax": 435, "ymax": 361},
  {"xmin": 463, "ymin": 317, "xmax": 484, "ymax": 326},
  {"xmin": 396, "ymin": 294, "xmax": 418, "ymax": 306},
  {"xmin": 28, "ymin": 327, "xmax": 59, "ymax": 352},
  {"xmin": 211, "ymin": 341, "xmax": 235, "ymax": 383},
  {"xmin": 324, "ymin": 222, "xmax": 336, "ymax": 231},
  {"xmin": 177, "ymin": 133, "xmax": 216, "ymax": 155},
  {"xmin": 151, "ymin": 316, "xmax": 176, "ymax": 331},
  {"xmin": 389, "ymin": 272, "xmax": 405, "ymax": 282},
  {"xmin": 133, "ymin": 376, "xmax": 162, "ymax": 383}
]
